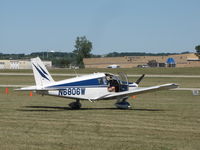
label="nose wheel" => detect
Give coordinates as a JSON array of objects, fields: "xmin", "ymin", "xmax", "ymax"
[{"xmin": 69, "ymin": 99, "xmax": 82, "ymax": 109}]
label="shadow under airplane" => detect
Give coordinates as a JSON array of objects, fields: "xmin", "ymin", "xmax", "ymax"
[{"xmin": 17, "ymin": 106, "xmax": 165, "ymax": 112}]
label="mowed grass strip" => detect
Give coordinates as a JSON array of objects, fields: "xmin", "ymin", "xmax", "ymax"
[{"xmin": 0, "ymin": 88, "xmax": 200, "ymax": 150}]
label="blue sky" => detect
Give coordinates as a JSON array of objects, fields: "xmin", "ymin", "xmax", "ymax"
[{"xmin": 0, "ymin": 0, "xmax": 199, "ymax": 54}]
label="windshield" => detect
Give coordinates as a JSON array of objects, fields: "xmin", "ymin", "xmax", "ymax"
[{"xmin": 117, "ymin": 72, "xmax": 129, "ymax": 85}]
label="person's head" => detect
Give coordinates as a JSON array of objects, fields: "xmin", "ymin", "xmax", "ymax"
[{"xmin": 106, "ymin": 76, "xmax": 112, "ymax": 80}]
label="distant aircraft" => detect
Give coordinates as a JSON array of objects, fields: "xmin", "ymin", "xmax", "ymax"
[
  {"xmin": 107, "ymin": 64, "xmax": 120, "ymax": 68},
  {"xmin": 16, "ymin": 57, "xmax": 178, "ymax": 109}
]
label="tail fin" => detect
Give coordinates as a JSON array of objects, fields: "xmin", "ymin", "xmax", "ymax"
[{"xmin": 31, "ymin": 57, "xmax": 54, "ymax": 87}]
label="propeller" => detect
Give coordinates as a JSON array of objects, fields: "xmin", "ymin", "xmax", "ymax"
[{"xmin": 135, "ymin": 74, "xmax": 145, "ymax": 85}]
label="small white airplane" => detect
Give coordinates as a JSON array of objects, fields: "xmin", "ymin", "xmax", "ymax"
[{"xmin": 17, "ymin": 57, "xmax": 178, "ymax": 109}]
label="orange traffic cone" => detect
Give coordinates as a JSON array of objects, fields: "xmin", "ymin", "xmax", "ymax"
[
  {"xmin": 131, "ymin": 95, "xmax": 136, "ymax": 99},
  {"xmin": 29, "ymin": 92, "xmax": 33, "ymax": 97},
  {"xmin": 5, "ymin": 88, "xmax": 9, "ymax": 94}
]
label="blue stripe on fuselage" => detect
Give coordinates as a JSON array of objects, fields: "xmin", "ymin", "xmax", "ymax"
[
  {"xmin": 47, "ymin": 78, "xmax": 103, "ymax": 88},
  {"xmin": 46, "ymin": 78, "xmax": 136, "ymax": 89}
]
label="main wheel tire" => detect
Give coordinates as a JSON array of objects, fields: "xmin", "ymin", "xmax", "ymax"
[
  {"xmin": 115, "ymin": 101, "xmax": 131, "ymax": 109},
  {"xmin": 69, "ymin": 101, "xmax": 82, "ymax": 109}
]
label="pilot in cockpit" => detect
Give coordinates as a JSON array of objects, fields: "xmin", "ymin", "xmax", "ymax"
[{"xmin": 106, "ymin": 75, "xmax": 119, "ymax": 92}]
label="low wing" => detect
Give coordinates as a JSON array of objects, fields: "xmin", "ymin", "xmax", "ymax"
[
  {"xmin": 101, "ymin": 83, "xmax": 178, "ymax": 99},
  {"xmin": 15, "ymin": 83, "xmax": 178, "ymax": 101}
]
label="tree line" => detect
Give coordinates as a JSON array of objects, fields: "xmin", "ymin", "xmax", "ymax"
[{"xmin": 0, "ymin": 36, "xmax": 199, "ymax": 68}]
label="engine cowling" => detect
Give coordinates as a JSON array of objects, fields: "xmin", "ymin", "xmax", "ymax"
[{"xmin": 115, "ymin": 101, "xmax": 131, "ymax": 109}]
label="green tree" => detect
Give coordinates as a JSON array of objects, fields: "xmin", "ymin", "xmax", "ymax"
[
  {"xmin": 73, "ymin": 36, "xmax": 92, "ymax": 68},
  {"xmin": 195, "ymin": 45, "xmax": 200, "ymax": 58}
]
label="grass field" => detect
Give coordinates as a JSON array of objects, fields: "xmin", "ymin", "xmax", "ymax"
[
  {"xmin": 0, "ymin": 89, "xmax": 200, "ymax": 150},
  {"xmin": 0, "ymin": 68, "xmax": 200, "ymax": 150}
]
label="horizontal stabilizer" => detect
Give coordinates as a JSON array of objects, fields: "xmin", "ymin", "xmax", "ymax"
[{"xmin": 15, "ymin": 86, "xmax": 38, "ymax": 91}]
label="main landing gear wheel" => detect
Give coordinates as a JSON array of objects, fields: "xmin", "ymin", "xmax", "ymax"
[
  {"xmin": 69, "ymin": 99, "xmax": 82, "ymax": 109},
  {"xmin": 115, "ymin": 96, "xmax": 131, "ymax": 109}
]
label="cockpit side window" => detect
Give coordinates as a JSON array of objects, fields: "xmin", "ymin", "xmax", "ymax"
[
  {"xmin": 102, "ymin": 77, "xmax": 107, "ymax": 84},
  {"xmin": 98, "ymin": 78, "xmax": 106, "ymax": 85}
]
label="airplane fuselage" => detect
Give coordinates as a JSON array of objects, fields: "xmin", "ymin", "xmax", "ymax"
[{"xmin": 43, "ymin": 73, "xmax": 137, "ymax": 100}]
